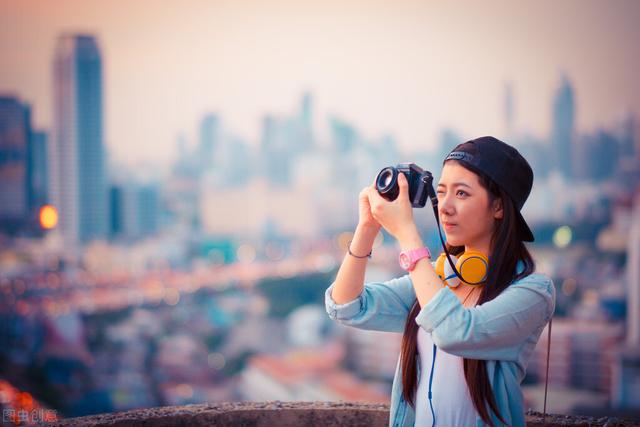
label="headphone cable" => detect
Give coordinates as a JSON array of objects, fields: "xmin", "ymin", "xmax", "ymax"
[{"xmin": 428, "ymin": 343, "xmax": 437, "ymax": 427}]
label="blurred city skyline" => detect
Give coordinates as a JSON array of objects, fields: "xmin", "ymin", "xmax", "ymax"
[
  {"xmin": 1, "ymin": 1, "xmax": 640, "ymax": 422},
  {"xmin": 1, "ymin": 0, "xmax": 640, "ymax": 168}
]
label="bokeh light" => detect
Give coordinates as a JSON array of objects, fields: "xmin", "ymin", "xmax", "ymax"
[
  {"xmin": 236, "ymin": 244, "xmax": 256, "ymax": 263},
  {"xmin": 553, "ymin": 225, "xmax": 573, "ymax": 248},
  {"xmin": 163, "ymin": 288, "xmax": 180, "ymax": 306},
  {"xmin": 561, "ymin": 278, "xmax": 578, "ymax": 297},
  {"xmin": 207, "ymin": 352, "xmax": 226, "ymax": 370},
  {"xmin": 39, "ymin": 205, "xmax": 58, "ymax": 229}
]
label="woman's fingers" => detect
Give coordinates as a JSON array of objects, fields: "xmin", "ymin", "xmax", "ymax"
[{"xmin": 397, "ymin": 173, "xmax": 409, "ymax": 202}]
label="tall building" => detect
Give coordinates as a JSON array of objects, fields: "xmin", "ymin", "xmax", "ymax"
[
  {"xmin": 579, "ymin": 131, "xmax": 619, "ymax": 181},
  {"xmin": 51, "ymin": 34, "xmax": 107, "ymax": 245},
  {"xmin": 330, "ymin": 117, "xmax": 358, "ymax": 154},
  {"xmin": 504, "ymin": 82, "xmax": 515, "ymax": 139},
  {"xmin": 108, "ymin": 185, "xmax": 124, "ymax": 238},
  {"xmin": 0, "ymin": 96, "xmax": 32, "ymax": 233},
  {"xmin": 108, "ymin": 181, "xmax": 160, "ymax": 241},
  {"xmin": 30, "ymin": 130, "xmax": 49, "ymax": 209},
  {"xmin": 137, "ymin": 184, "xmax": 159, "ymax": 238},
  {"xmin": 297, "ymin": 91, "xmax": 314, "ymax": 152},
  {"xmin": 618, "ymin": 113, "xmax": 636, "ymax": 158},
  {"xmin": 199, "ymin": 114, "xmax": 219, "ymax": 173},
  {"xmin": 261, "ymin": 115, "xmax": 290, "ymax": 187},
  {"xmin": 299, "ymin": 91, "xmax": 312, "ymax": 128},
  {"xmin": 517, "ymin": 134, "xmax": 551, "ymax": 180},
  {"xmin": 551, "ymin": 75, "xmax": 575, "ymax": 180}
]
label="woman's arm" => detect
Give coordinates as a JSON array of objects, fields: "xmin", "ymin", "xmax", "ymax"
[
  {"xmin": 415, "ymin": 273, "xmax": 556, "ymax": 361},
  {"xmin": 330, "ymin": 183, "xmax": 381, "ymax": 304},
  {"xmin": 396, "ymin": 225, "xmax": 446, "ymax": 308},
  {"xmin": 325, "ymin": 273, "xmax": 416, "ymax": 333},
  {"xmin": 330, "ymin": 223, "xmax": 378, "ymax": 304},
  {"xmin": 326, "ymin": 218, "xmax": 418, "ymax": 333}
]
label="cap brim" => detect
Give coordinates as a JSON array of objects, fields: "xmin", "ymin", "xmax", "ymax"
[{"xmin": 516, "ymin": 211, "xmax": 535, "ymax": 242}]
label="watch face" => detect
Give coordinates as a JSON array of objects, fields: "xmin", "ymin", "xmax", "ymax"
[{"xmin": 399, "ymin": 253, "xmax": 411, "ymax": 270}]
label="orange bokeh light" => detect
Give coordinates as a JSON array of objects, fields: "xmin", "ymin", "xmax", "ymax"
[{"xmin": 39, "ymin": 205, "xmax": 58, "ymax": 229}]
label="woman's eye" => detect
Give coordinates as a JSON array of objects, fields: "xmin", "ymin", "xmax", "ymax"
[{"xmin": 456, "ymin": 190, "xmax": 468, "ymax": 197}]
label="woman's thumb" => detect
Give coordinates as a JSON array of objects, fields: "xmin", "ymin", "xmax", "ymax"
[{"xmin": 397, "ymin": 173, "xmax": 409, "ymax": 198}]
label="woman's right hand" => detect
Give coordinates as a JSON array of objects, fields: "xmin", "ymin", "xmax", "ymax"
[{"xmin": 358, "ymin": 185, "xmax": 381, "ymax": 232}]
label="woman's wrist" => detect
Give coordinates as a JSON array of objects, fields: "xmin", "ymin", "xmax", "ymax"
[
  {"xmin": 397, "ymin": 225, "xmax": 423, "ymax": 251},
  {"xmin": 355, "ymin": 222, "xmax": 380, "ymax": 238},
  {"xmin": 351, "ymin": 223, "xmax": 379, "ymax": 256}
]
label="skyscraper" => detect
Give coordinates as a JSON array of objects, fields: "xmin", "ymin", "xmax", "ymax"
[
  {"xmin": 297, "ymin": 91, "xmax": 314, "ymax": 152},
  {"xmin": 504, "ymin": 82, "xmax": 515, "ymax": 139},
  {"xmin": 626, "ymin": 194, "xmax": 640, "ymax": 348},
  {"xmin": 261, "ymin": 115, "xmax": 290, "ymax": 187},
  {"xmin": 51, "ymin": 34, "xmax": 107, "ymax": 245},
  {"xmin": 551, "ymin": 75, "xmax": 575, "ymax": 180},
  {"xmin": 0, "ymin": 96, "xmax": 32, "ymax": 233},
  {"xmin": 199, "ymin": 114, "xmax": 219, "ymax": 173},
  {"xmin": 30, "ymin": 130, "xmax": 49, "ymax": 209}
]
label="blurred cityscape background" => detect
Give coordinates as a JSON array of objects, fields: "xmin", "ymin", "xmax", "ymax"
[{"xmin": 1, "ymin": 0, "xmax": 639, "ymax": 424}]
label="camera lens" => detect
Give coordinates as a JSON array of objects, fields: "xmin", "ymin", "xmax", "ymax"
[{"xmin": 376, "ymin": 167, "xmax": 399, "ymax": 201}]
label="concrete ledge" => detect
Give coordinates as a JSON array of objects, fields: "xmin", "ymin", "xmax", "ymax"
[
  {"xmin": 524, "ymin": 409, "xmax": 640, "ymax": 426},
  {"xmin": 45, "ymin": 402, "xmax": 389, "ymax": 427},
  {"xmin": 43, "ymin": 402, "xmax": 640, "ymax": 427}
]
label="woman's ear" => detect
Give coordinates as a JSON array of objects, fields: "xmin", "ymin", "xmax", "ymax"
[{"xmin": 493, "ymin": 198, "xmax": 504, "ymax": 220}]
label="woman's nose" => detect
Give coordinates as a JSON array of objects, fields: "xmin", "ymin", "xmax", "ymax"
[{"xmin": 439, "ymin": 194, "xmax": 455, "ymax": 217}]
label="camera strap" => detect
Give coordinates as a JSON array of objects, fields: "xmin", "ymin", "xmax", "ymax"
[
  {"xmin": 542, "ymin": 318, "xmax": 552, "ymax": 426},
  {"xmin": 426, "ymin": 183, "xmax": 466, "ymax": 282}
]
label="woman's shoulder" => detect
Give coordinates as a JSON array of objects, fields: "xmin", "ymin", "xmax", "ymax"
[
  {"xmin": 509, "ymin": 272, "xmax": 556, "ymax": 315},
  {"xmin": 512, "ymin": 271, "xmax": 554, "ymax": 292}
]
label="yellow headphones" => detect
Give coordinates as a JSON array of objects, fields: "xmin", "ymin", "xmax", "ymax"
[{"xmin": 434, "ymin": 250, "xmax": 489, "ymax": 288}]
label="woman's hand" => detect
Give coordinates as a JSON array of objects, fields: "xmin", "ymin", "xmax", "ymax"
[
  {"xmin": 358, "ymin": 184, "xmax": 381, "ymax": 233},
  {"xmin": 368, "ymin": 173, "xmax": 418, "ymax": 241}
]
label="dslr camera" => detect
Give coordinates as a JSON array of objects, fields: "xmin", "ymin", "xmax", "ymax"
[{"xmin": 375, "ymin": 163, "xmax": 435, "ymax": 208}]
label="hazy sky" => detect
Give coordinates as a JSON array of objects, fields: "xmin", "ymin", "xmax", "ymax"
[{"xmin": 1, "ymin": 0, "xmax": 639, "ymax": 168}]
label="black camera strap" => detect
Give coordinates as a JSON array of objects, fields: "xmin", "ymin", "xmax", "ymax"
[{"xmin": 424, "ymin": 176, "xmax": 470, "ymax": 284}]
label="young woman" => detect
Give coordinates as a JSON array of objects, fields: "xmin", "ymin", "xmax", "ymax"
[{"xmin": 325, "ymin": 136, "xmax": 555, "ymax": 427}]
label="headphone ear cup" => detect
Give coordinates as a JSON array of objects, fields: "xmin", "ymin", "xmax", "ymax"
[
  {"xmin": 434, "ymin": 253, "xmax": 446, "ymax": 281},
  {"xmin": 436, "ymin": 253, "xmax": 460, "ymax": 288},
  {"xmin": 456, "ymin": 250, "xmax": 489, "ymax": 285}
]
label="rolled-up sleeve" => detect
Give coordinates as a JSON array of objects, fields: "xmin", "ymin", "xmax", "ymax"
[
  {"xmin": 415, "ymin": 274, "xmax": 555, "ymax": 361},
  {"xmin": 324, "ymin": 274, "xmax": 416, "ymax": 333},
  {"xmin": 325, "ymin": 283, "xmax": 364, "ymax": 321}
]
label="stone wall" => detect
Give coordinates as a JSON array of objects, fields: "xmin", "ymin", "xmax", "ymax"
[{"xmin": 43, "ymin": 402, "xmax": 640, "ymax": 427}]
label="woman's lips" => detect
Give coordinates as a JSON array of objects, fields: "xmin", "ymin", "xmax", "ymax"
[{"xmin": 443, "ymin": 222, "xmax": 457, "ymax": 231}]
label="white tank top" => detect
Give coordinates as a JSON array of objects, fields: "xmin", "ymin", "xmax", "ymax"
[{"xmin": 414, "ymin": 327, "xmax": 479, "ymax": 427}]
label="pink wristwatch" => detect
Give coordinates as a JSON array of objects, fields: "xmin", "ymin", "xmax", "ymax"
[{"xmin": 399, "ymin": 247, "xmax": 431, "ymax": 271}]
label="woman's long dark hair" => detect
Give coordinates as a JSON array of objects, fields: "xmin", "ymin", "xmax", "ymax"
[{"xmin": 399, "ymin": 153, "xmax": 535, "ymax": 427}]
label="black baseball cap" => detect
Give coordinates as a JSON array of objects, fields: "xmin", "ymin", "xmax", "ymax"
[{"xmin": 444, "ymin": 136, "xmax": 535, "ymax": 242}]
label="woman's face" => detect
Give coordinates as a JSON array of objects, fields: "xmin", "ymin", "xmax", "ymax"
[{"xmin": 436, "ymin": 162, "xmax": 503, "ymax": 253}]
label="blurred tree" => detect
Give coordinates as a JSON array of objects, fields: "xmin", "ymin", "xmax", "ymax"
[{"xmin": 257, "ymin": 270, "xmax": 336, "ymax": 318}]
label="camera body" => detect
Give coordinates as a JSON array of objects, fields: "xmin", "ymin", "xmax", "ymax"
[{"xmin": 375, "ymin": 163, "xmax": 434, "ymax": 208}]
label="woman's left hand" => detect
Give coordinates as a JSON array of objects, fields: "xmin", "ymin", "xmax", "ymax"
[{"xmin": 367, "ymin": 173, "xmax": 418, "ymax": 241}]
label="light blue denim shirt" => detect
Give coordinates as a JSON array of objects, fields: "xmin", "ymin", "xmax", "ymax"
[{"xmin": 325, "ymin": 268, "xmax": 555, "ymax": 427}]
